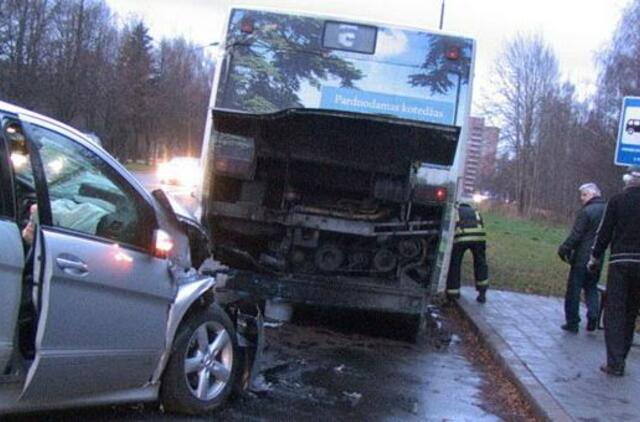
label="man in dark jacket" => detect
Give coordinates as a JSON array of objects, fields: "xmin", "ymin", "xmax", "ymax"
[
  {"xmin": 558, "ymin": 183, "xmax": 606, "ymax": 333},
  {"xmin": 588, "ymin": 167, "xmax": 640, "ymax": 376}
]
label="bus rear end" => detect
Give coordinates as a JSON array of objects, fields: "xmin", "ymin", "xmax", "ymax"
[{"xmin": 201, "ymin": 7, "xmax": 475, "ymax": 320}]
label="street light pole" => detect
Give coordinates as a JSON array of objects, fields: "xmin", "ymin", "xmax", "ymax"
[
  {"xmin": 439, "ymin": 0, "xmax": 445, "ymax": 30},
  {"xmin": 195, "ymin": 41, "xmax": 220, "ymax": 51}
]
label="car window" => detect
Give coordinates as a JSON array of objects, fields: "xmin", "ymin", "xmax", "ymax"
[
  {"xmin": 6, "ymin": 122, "xmax": 36, "ymax": 224},
  {"xmin": 26, "ymin": 124, "xmax": 152, "ymax": 249},
  {"xmin": 8, "ymin": 123, "xmax": 33, "ymax": 185}
]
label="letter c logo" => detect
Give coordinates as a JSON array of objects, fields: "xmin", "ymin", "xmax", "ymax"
[{"xmin": 338, "ymin": 24, "xmax": 358, "ymax": 48}]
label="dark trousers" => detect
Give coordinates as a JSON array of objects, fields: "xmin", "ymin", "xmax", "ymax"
[
  {"xmin": 564, "ymin": 264, "xmax": 600, "ymax": 327},
  {"xmin": 446, "ymin": 241, "xmax": 489, "ymax": 295},
  {"xmin": 604, "ymin": 262, "xmax": 640, "ymax": 370}
]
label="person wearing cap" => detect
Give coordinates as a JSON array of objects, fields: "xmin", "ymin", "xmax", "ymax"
[
  {"xmin": 446, "ymin": 202, "xmax": 489, "ymax": 303},
  {"xmin": 557, "ymin": 183, "xmax": 606, "ymax": 333},
  {"xmin": 589, "ymin": 167, "xmax": 640, "ymax": 376}
]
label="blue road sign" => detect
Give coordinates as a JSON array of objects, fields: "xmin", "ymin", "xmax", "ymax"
[{"xmin": 615, "ymin": 96, "xmax": 640, "ymax": 166}]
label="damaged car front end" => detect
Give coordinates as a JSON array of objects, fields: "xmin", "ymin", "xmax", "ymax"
[{"xmin": 0, "ymin": 101, "xmax": 262, "ymax": 416}]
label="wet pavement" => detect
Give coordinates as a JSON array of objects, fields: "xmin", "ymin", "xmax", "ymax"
[
  {"xmin": 12, "ymin": 307, "xmax": 534, "ymax": 421},
  {"xmin": 218, "ymin": 308, "xmax": 503, "ymax": 421},
  {"xmin": 458, "ymin": 287, "xmax": 640, "ymax": 421}
]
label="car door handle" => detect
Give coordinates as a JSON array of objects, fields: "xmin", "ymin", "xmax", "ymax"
[{"xmin": 56, "ymin": 255, "xmax": 89, "ymax": 276}]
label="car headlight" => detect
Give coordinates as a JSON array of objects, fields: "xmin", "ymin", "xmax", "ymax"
[{"xmin": 157, "ymin": 163, "xmax": 170, "ymax": 180}]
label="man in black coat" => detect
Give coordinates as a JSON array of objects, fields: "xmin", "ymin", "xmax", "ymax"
[
  {"xmin": 589, "ymin": 167, "xmax": 640, "ymax": 376},
  {"xmin": 558, "ymin": 183, "xmax": 606, "ymax": 333}
]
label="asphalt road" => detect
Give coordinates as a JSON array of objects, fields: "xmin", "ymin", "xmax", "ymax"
[{"xmin": 10, "ymin": 171, "xmax": 532, "ymax": 421}]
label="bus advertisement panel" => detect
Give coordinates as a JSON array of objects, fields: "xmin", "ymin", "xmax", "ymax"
[{"xmin": 215, "ymin": 9, "xmax": 473, "ymax": 127}]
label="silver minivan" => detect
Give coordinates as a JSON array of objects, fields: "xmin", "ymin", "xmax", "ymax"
[{"xmin": 0, "ymin": 101, "xmax": 240, "ymax": 415}]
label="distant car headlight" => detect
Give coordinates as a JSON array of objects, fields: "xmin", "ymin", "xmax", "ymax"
[
  {"xmin": 158, "ymin": 158, "xmax": 201, "ymax": 186},
  {"xmin": 157, "ymin": 162, "xmax": 171, "ymax": 182},
  {"xmin": 182, "ymin": 166, "xmax": 201, "ymax": 186},
  {"xmin": 472, "ymin": 193, "xmax": 487, "ymax": 203}
]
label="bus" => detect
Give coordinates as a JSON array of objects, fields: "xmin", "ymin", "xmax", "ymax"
[{"xmin": 200, "ymin": 6, "xmax": 475, "ymax": 335}]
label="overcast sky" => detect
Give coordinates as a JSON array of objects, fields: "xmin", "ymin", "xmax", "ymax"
[{"xmin": 107, "ymin": 0, "xmax": 629, "ymax": 112}]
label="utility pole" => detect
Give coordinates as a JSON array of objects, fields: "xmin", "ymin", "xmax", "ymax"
[
  {"xmin": 439, "ymin": 0, "xmax": 445, "ymax": 30},
  {"xmin": 195, "ymin": 41, "xmax": 220, "ymax": 51}
]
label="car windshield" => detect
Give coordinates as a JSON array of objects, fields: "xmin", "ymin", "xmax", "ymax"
[{"xmin": 215, "ymin": 9, "xmax": 473, "ymax": 127}]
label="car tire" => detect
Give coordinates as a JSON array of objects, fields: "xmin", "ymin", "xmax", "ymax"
[
  {"xmin": 160, "ymin": 304, "xmax": 239, "ymax": 415},
  {"xmin": 628, "ymin": 128, "xmax": 635, "ymax": 135}
]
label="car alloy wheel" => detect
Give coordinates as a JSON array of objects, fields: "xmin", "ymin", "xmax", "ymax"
[
  {"xmin": 160, "ymin": 304, "xmax": 239, "ymax": 415},
  {"xmin": 184, "ymin": 320, "xmax": 234, "ymax": 401}
]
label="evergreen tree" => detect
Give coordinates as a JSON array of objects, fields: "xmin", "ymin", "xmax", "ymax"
[{"xmin": 114, "ymin": 21, "xmax": 155, "ymax": 161}]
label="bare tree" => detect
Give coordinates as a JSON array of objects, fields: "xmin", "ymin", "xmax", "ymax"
[
  {"xmin": 588, "ymin": 0, "xmax": 640, "ymax": 195},
  {"xmin": 154, "ymin": 38, "xmax": 213, "ymax": 160},
  {"xmin": 485, "ymin": 33, "xmax": 560, "ymax": 215},
  {"xmin": 0, "ymin": 0, "xmax": 215, "ymax": 163},
  {"xmin": 0, "ymin": 0, "xmax": 56, "ymax": 108},
  {"xmin": 45, "ymin": 0, "xmax": 118, "ymax": 122},
  {"xmin": 113, "ymin": 20, "xmax": 155, "ymax": 161}
]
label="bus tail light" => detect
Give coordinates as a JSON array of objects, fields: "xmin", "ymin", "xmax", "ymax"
[
  {"xmin": 435, "ymin": 187, "xmax": 448, "ymax": 201},
  {"xmin": 446, "ymin": 47, "xmax": 460, "ymax": 60},
  {"xmin": 414, "ymin": 185, "xmax": 448, "ymax": 203},
  {"xmin": 241, "ymin": 18, "xmax": 254, "ymax": 34}
]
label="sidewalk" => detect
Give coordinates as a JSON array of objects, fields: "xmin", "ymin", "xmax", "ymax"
[{"xmin": 457, "ymin": 287, "xmax": 640, "ymax": 422}]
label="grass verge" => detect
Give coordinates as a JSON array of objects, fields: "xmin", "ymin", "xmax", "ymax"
[{"xmin": 461, "ymin": 211, "xmax": 593, "ymax": 297}]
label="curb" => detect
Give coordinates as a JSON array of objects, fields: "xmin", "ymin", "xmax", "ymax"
[{"xmin": 455, "ymin": 294, "xmax": 574, "ymax": 422}]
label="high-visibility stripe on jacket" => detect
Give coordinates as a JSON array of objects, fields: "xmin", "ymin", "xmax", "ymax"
[{"xmin": 454, "ymin": 204, "xmax": 486, "ymax": 244}]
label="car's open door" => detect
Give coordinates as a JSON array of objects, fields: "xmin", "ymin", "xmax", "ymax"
[
  {"xmin": 20, "ymin": 228, "xmax": 175, "ymax": 400},
  {"xmin": 15, "ymin": 119, "xmax": 176, "ymax": 401},
  {"xmin": 0, "ymin": 221, "xmax": 24, "ymax": 375},
  {"xmin": 0, "ymin": 119, "xmax": 25, "ymax": 375}
]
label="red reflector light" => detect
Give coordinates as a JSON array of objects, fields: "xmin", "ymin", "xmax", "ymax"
[
  {"xmin": 240, "ymin": 18, "xmax": 254, "ymax": 34},
  {"xmin": 446, "ymin": 47, "xmax": 460, "ymax": 60},
  {"xmin": 414, "ymin": 185, "xmax": 448, "ymax": 203}
]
